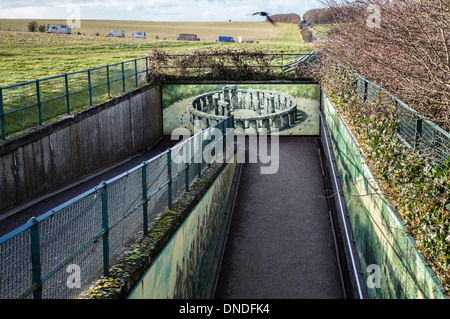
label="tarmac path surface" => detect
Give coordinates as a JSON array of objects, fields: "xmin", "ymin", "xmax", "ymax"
[{"xmin": 214, "ymin": 136, "xmax": 345, "ymax": 299}]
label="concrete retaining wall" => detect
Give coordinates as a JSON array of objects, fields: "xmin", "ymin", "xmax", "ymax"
[{"xmin": 0, "ymin": 84, "xmax": 163, "ymax": 215}]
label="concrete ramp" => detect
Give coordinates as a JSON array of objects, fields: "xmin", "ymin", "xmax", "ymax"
[{"xmin": 213, "ymin": 136, "xmax": 345, "ymax": 299}]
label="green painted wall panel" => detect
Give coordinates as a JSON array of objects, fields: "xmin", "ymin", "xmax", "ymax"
[
  {"xmin": 128, "ymin": 156, "xmax": 236, "ymax": 299},
  {"xmin": 323, "ymin": 97, "xmax": 445, "ymax": 299}
]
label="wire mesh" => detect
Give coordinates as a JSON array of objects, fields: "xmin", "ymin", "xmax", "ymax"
[
  {"xmin": 38, "ymin": 189, "xmax": 103, "ymax": 298},
  {"xmin": 0, "ymin": 229, "xmax": 33, "ymax": 299},
  {"xmin": 355, "ymin": 74, "xmax": 450, "ymax": 169},
  {"xmin": 106, "ymin": 167, "xmax": 144, "ymax": 265},
  {"xmin": 0, "ymin": 116, "xmax": 233, "ymax": 299}
]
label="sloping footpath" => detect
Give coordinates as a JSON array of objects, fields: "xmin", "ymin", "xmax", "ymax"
[{"xmin": 213, "ymin": 136, "xmax": 345, "ymax": 299}]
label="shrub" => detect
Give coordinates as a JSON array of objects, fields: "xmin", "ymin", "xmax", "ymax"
[{"xmin": 28, "ymin": 20, "xmax": 39, "ymax": 32}]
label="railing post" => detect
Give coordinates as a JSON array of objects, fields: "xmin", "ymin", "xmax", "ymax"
[
  {"xmin": 363, "ymin": 80, "xmax": 369, "ymax": 102},
  {"xmin": 197, "ymin": 133, "xmax": 202, "ymax": 178},
  {"xmin": 0, "ymin": 88, "xmax": 5, "ymax": 140},
  {"xmin": 145, "ymin": 56, "xmax": 149, "ymax": 83},
  {"xmin": 134, "ymin": 59, "xmax": 138, "ymax": 87},
  {"xmin": 122, "ymin": 62, "xmax": 126, "ymax": 93},
  {"xmin": 36, "ymin": 80, "xmax": 42, "ymax": 126},
  {"xmin": 64, "ymin": 73, "xmax": 70, "ymax": 114},
  {"xmin": 142, "ymin": 162, "xmax": 149, "ymax": 236},
  {"xmin": 185, "ymin": 161, "xmax": 190, "ymax": 192},
  {"xmin": 222, "ymin": 120, "xmax": 227, "ymax": 155},
  {"xmin": 281, "ymin": 54, "xmax": 284, "ymax": 75},
  {"xmin": 88, "ymin": 69, "xmax": 92, "ymax": 106},
  {"xmin": 100, "ymin": 182, "xmax": 109, "ymax": 276},
  {"xmin": 29, "ymin": 217, "xmax": 42, "ymax": 299},
  {"xmin": 106, "ymin": 65, "xmax": 111, "ymax": 96},
  {"xmin": 415, "ymin": 117, "xmax": 423, "ymax": 150},
  {"xmin": 167, "ymin": 150, "xmax": 173, "ymax": 209}
]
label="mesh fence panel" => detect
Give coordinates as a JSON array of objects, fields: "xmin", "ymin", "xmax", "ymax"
[
  {"xmin": 0, "ymin": 117, "xmax": 233, "ymax": 299},
  {"xmin": 107, "ymin": 167, "xmax": 144, "ymax": 265},
  {"xmin": 0, "ymin": 229, "xmax": 32, "ymax": 299},
  {"xmin": 356, "ymin": 75, "xmax": 450, "ymax": 168},
  {"xmin": 38, "ymin": 189, "xmax": 103, "ymax": 298},
  {"xmin": 90, "ymin": 67, "xmax": 109, "ymax": 105},
  {"xmin": 39, "ymin": 76, "xmax": 67, "ymax": 123}
]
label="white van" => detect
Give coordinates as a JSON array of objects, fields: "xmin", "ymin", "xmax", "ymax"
[
  {"xmin": 128, "ymin": 32, "xmax": 147, "ymax": 39},
  {"xmin": 106, "ymin": 30, "xmax": 125, "ymax": 38}
]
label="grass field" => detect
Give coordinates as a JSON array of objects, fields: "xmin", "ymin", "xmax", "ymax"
[
  {"xmin": 309, "ymin": 23, "xmax": 334, "ymax": 39},
  {"xmin": 0, "ymin": 19, "xmax": 312, "ymax": 86}
]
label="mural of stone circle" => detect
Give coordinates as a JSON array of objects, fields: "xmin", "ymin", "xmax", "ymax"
[{"xmin": 188, "ymin": 85, "xmax": 299, "ymax": 133}]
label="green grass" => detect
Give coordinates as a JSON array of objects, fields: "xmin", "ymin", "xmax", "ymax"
[
  {"xmin": 0, "ymin": 19, "xmax": 313, "ymax": 139},
  {"xmin": 0, "ymin": 19, "xmax": 312, "ymax": 86},
  {"xmin": 309, "ymin": 23, "xmax": 334, "ymax": 39}
]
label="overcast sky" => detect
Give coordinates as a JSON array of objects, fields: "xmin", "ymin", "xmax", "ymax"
[{"xmin": 0, "ymin": 0, "xmax": 324, "ymax": 22}]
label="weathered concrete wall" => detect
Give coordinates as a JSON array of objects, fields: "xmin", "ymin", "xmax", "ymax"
[{"xmin": 0, "ymin": 84, "xmax": 163, "ymax": 214}]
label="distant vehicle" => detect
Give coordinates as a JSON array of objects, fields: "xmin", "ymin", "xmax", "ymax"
[
  {"xmin": 46, "ymin": 24, "xmax": 71, "ymax": 34},
  {"xmin": 218, "ymin": 36, "xmax": 236, "ymax": 43},
  {"xmin": 128, "ymin": 32, "xmax": 147, "ymax": 39},
  {"xmin": 106, "ymin": 30, "xmax": 125, "ymax": 38},
  {"xmin": 177, "ymin": 34, "xmax": 199, "ymax": 41}
]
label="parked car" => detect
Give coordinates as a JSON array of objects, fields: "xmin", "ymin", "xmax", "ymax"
[
  {"xmin": 106, "ymin": 30, "xmax": 125, "ymax": 38},
  {"xmin": 129, "ymin": 32, "xmax": 147, "ymax": 39},
  {"xmin": 218, "ymin": 36, "xmax": 236, "ymax": 42}
]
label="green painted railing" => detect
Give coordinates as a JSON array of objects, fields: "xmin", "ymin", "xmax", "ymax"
[
  {"xmin": 0, "ymin": 53, "xmax": 316, "ymax": 141},
  {"xmin": 0, "ymin": 57, "xmax": 149, "ymax": 140},
  {"xmin": 0, "ymin": 117, "xmax": 234, "ymax": 299}
]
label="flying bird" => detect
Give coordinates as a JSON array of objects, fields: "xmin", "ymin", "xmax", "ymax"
[{"xmin": 252, "ymin": 11, "xmax": 275, "ymax": 24}]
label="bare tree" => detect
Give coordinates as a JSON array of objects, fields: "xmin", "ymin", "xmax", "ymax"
[{"xmin": 319, "ymin": 0, "xmax": 450, "ymax": 131}]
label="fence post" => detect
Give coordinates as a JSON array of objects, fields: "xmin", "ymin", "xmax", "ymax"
[
  {"xmin": 415, "ymin": 117, "xmax": 423, "ymax": 150},
  {"xmin": 167, "ymin": 150, "xmax": 173, "ymax": 209},
  {"xmin": 281, "ymin": 54, "xmax": 284, "ymax": 74},
  {"xmin": 222, "ymin": 120, "xmax": 227, "ymax": 154},
  {"xmin": 197, "ymin": 133, "xmax": 202, "ymax": 178},
  {"xmin": 145, "ymin": 56, "xmax": 149, "ymax": 83},
  {"xmin": 142, "ymin": 162, "xmax": 149, "ymax": 235},
  {"xmin": 363, "ymin": 80, "xmax": 369, "ymax": 102},
  {"xmin": 134, "ymin": 59, "xmax": 138, "ymax": 88},
  {"xmin": 36, "ymin": 80, "xmax": 42, "ymax": 126},
  {"xmin": 64, "ymin": 74, "xmax": 70, "ymax": 114},
  {"xmin": 29, "ymin": 217, "xmax": 42, "ymax": 299},
  {"xmin": 100, "ymin": 182, "xmax": 109, "ymax": 276},
  {"xmin": 122, "ymin": 62, "xmax": 126, "ymax": 93},
  {"xmin": 88, "ymin": 69, "xmax": 92, "ymax": 106},
  {"xmin": 106, "ymin": 65, "xmax": 111, "ymax": 97},
  {"xmin": 0, "ymin": 88, "xmax": 5, "ymax": 140},
  {"xmin": 185, "ymin": 161, "xmax": 190, "ymax": 192}
]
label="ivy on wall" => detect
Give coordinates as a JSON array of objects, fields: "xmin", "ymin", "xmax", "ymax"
[{"xmin": 320, "ymin": 63, "xmax": 450, "ymax": 295}]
